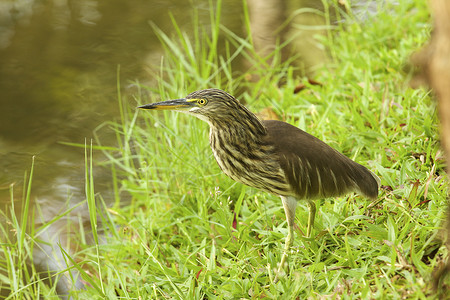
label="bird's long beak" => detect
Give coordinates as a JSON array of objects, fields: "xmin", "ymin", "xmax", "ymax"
[{"xmin": 138, "ymin": 98, "xmax": 196, "ymax": 111}]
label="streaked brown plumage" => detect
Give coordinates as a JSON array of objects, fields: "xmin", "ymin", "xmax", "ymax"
[{"xmin": 139, "ymin": 88, "xmax": 380, "ymax": 275}]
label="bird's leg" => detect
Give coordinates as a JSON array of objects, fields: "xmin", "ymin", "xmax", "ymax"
[
  {"xmin": 306, "ymin": 200, "xmax": 316, "ymax": 237},
  {"xmin": 277, "ymin": 196, "xmax": 297, "ymax": 276}
]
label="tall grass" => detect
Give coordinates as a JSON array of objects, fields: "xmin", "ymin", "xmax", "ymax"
[
  {"xmin": 0, "ymin": 157, "xmax": 86, "ymax": 298},
  {"xmin": 82, "ymin": 0, "xmax": 449, "ymax": 298},
  {"xmin": 0, "ymin": 157, "xmax": 38, "ymax": 299}
]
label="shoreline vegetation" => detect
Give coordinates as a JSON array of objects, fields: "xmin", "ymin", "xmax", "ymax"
[{"xmin": 2, "ymin": 0, "xmax": 449, "ymax": 298}]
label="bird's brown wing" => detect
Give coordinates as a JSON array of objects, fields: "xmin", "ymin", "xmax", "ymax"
[{"xmin": 263, "ymin": 120, "xmax": 378, "ymax": 200}]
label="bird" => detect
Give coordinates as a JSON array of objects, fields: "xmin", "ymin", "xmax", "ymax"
[{"xmin": 138, "ymin": 88, "xmax": 380, "ymax": 274}]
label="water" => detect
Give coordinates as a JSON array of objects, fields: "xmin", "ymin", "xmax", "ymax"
[{"xmin": 0, "ymin": 0, "xmax": 245, "ymax": 212}]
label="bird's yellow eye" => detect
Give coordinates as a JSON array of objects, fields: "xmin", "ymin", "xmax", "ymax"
[{"xmin": 197, "ymin": 98, "xmax": 208, "ymax": 106}]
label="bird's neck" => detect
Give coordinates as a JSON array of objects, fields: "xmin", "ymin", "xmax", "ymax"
[
  {"xmin": 207, "ymin": 108, "xmax": 289, "ymax": 196},
  {"xmin": 208, "ymin": 109, "xmax": 267, "ymax": 144}
]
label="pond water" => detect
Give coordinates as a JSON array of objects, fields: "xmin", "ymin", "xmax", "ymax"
[{"xmin": 0, "ymin": 0, "xmax": 245, "ymax": 215}]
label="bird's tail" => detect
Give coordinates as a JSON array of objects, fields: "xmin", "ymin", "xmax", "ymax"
[{"xmin": 352, "ymin": 164, "xmax": 380, "ymax": 200}]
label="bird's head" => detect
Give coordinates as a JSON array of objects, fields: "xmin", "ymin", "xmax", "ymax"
[{"xmin": 138, "ymin": 89, "xmax": 250, "ymax": 126}]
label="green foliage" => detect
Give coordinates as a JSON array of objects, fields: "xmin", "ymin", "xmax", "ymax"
[
  {"xmin": 82, "ymin": 0, "xmax": 448, "ymax": 298},
  {"xmin": 0, "ymin": 157, "xmax": 87, "ymax": 299}
]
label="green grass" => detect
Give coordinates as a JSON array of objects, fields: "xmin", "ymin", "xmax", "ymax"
[
  {"xmin": 1, "ymin": 0, "xmax": 449, "ymax": 298},
  {"xmin": 87, "ymin": 1, "xmax": 447, "ymax": 298},
  {"xmin": 0, "ymin": 157, "xmax": 86, "ymax": 298}
]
